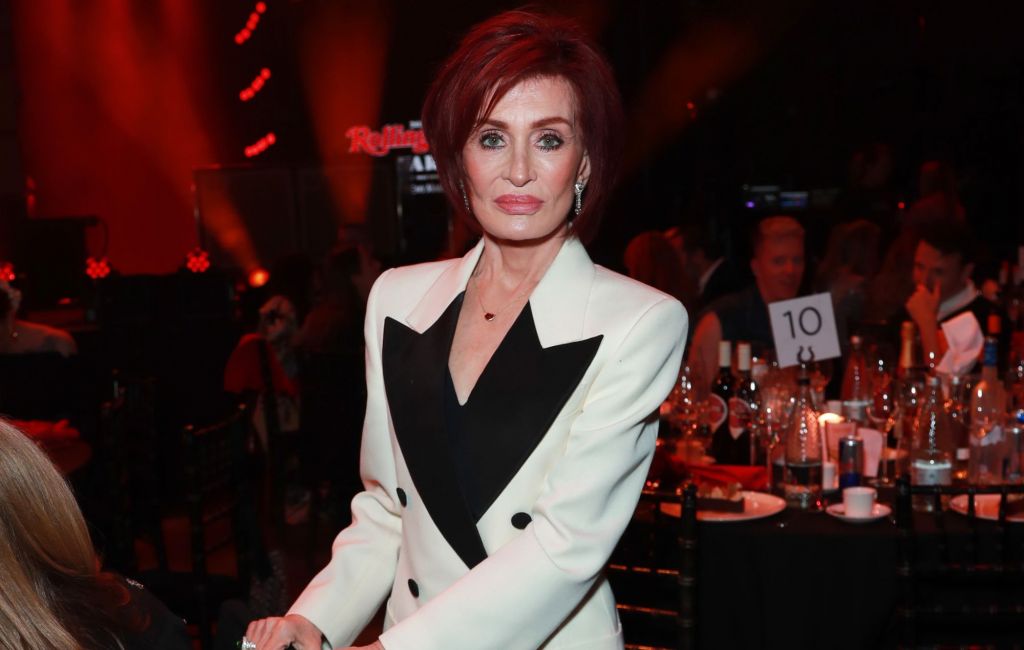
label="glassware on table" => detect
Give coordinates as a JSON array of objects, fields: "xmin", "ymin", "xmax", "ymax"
[
  {"xmin": 969, "ymin": 337, "xmax": 1008, "ymax": 484},
  {"xmin": 867, "ymin": 359, "xmax": 900, "ymax": 486},
  {"xmin": 808, "ymin": 359, "xmax": 833, "ymax": 410},
  {"xmin": 783, "ymin": 366, "xmax": 823, "ymax": 510}
]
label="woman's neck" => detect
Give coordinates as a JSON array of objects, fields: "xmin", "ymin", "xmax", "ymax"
[{"xmin": 474, "ymin": 228, "xmax": 568, "ymax": 289}]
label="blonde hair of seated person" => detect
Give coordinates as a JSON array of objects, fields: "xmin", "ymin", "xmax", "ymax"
[{"xmin": 0, "ymin": 420, "xmax": 141, "ymax": 650}]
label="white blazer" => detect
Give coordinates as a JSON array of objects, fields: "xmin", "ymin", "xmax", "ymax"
[{"xmin": 290, "ymin": 236, "xmax": 687, "ymax": 650}]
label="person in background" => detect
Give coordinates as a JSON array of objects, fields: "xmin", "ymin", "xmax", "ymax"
[
  {"xmin": 623, "ymin": 230, "xmax": 694, "ymax": 307},
  {"xmin": 688, "ymin": 215, "xmax": 805, "ymax": 388},
  {"xmin": 0, "ymin": 280, "xmax": 76, "ymax": 357},
  {"xmin": 901, "ymin": 219, "xmax": 1008, "ymax": 372},
  {"xmin": 0, "ymin": 419, "xmax": 190, "ymax": 650},
  {"xmin": 814, "ymin": 219, "xmax": 881, "ymax": 348},
  {"xmin": 666, "ymin": 222, "xmax": 742, "ymax": 313},
  {"xmin": 298, "ymin": 244, "xmax": 383, "ymax": 356}
]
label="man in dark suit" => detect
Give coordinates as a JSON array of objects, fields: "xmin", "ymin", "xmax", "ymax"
[{"xmin": 665, "ymin": 223, "xmax": 742, "ymax": 314}]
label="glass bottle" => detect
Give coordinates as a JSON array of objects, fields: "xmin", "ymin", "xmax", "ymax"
[
  {"xmin": 968, "ymin": 337, "xmax": 1008, "ymax": 484},
  {"xmin": 710, "ymin": 341, "xmax": 742, "ymax": 464},
  {"xmin": 840, "ymin": 334, "xmax": 871, "ymax": 425},
  {"xmin": 947, "ymin": 375, "xmax": 970, "ymax": 482},
  {"xmin": 910, "ymin": 375, "xmax": 954, "ymax": 511},
  {"xmin": 783, "ymin": 367, "xmax": 822, "ymax": 510},
  {"xmin": 730, "ymin": 342, "xmax": 760, "ymax": 465}
]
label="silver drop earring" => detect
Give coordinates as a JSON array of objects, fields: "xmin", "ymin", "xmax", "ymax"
[
  {"xmin": 460, "ymin": 181, "xmax": 471, "ymax": 214},
  {"xmin": 574, "ymin": 181, "xmax": 585, "ymax": 216}
]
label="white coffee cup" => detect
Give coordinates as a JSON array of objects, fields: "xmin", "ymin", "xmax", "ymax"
[{"xmin": 843, "ymin": 486, "xmax": 877, "ymax": 518}]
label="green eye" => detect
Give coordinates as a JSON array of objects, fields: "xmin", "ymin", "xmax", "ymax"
[
  {"xmin": 480, "ymin": 132, "xmax": 503, "ymax": 149},
  {"xmin": 538, "ymin": 133, "xmax": 564, "ymax": 150}
]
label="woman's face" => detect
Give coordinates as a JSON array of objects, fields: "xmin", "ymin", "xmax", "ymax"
[{"xmin": 462, "ymin": 76, "xmax": 590, "ymax": 244}]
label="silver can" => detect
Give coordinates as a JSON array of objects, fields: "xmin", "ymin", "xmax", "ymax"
[{"xmin": 838, "ymin": 435, "xmax": 864, "ymax": 489}]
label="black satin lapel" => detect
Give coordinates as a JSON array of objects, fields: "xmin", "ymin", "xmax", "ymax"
[
  {"xmin": 381, "ymin": 294, "xmax": 489, "ymax": 569},
  {"xmin": 462, "ymin": 303, "xmax": 603, "ymax": 519}
]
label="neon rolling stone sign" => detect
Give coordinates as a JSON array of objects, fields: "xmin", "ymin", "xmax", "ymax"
[{"xmin": 345, "ymin": 121, "xmax": 441, "ymax": 195}]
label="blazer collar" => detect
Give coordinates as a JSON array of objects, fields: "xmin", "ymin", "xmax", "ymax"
[{"xmin": 405, "ymin": 236, "xmax": 595, "ymax": 345}]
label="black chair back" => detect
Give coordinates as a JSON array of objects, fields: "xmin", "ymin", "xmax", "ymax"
[
  {"xmin": 895, "ymin": 477, "xmax": 1024, "ymax": 648},
  {"xmin": 608, "ymin": 483, "xmax": 698, "ymax": 650}
]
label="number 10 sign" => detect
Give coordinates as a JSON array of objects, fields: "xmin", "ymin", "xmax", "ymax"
[{"xmin": 767, "ymin": 292, "xmax": 841, "ymax": 368}]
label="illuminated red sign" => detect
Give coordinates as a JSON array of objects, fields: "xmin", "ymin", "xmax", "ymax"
[{"xmin": 346, "ymin": 124, "xmax": 429, "ymax": 157}]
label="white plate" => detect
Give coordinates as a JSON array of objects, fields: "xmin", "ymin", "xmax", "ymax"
[
  {"xmin": 825, "ymin": 502, "xmax": 891, "ymax": 523},
  {"xmin": 949, "ymin": 494, "xmax": 1024, "ymax": 522},
  {"xmin": 659, "ymin": 491, "xmax": 786, "ymax": 522}
]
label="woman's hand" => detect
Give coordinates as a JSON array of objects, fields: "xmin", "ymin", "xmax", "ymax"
[
  {"xmin": 245, "ymin": 614, "xmax": 323, "ymax": 649},
  {"xmin": 341, "ymin": 643, "xmax": 385, "ymax": 650}
]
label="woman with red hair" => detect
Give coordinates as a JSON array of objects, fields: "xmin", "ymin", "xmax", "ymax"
[{"xmin": 247, "ymin": 10, "xmax": 686, "ymax": 650}]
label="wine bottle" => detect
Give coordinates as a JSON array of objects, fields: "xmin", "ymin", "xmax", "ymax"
[
  {"xmin": 729, "ymin": 342, "xmax": 760, "ymax": 465},
  {"xmin": 709, "ymin": 340, "xmax": 741, "ymax": 464}
]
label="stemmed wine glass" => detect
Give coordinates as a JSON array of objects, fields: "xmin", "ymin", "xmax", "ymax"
[{"xmin": 866, "ymin": 362, "xmax": 900, "ymax": 485}]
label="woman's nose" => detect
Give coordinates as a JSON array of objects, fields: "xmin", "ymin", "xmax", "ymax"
[{"xmin": 505, "ymin": 144, "xmax": 533, "ymax": 186}]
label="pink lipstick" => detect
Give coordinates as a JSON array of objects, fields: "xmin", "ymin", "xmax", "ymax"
[{"xmin": 494, "ymin": 194, "xmax": 543, "ymax": 214}]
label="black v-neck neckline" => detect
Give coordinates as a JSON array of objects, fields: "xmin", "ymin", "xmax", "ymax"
[
  {"xmin": 381, "ymin": 293, "xmax": 603, "ymax": 568},
  {"xmin": 447, "ymin": 299, "xmax": 533, "ymax": 408}
]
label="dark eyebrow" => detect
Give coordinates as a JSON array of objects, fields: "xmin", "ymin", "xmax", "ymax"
[{"xmin": 480, "ymin": 116, "xmax": 574, "ymax": 130}]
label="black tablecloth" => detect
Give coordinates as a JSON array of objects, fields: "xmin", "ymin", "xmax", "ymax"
[{"xmin": 693, "ymin": 492, "xmax": 1024, "ymax": 649}]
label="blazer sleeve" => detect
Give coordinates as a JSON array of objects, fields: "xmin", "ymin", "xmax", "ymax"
[
  {"xmin": 379, "ymin": 296, "xmax": 688, "ymax": 650},
  {"xmin": 288, "ymin": 269, "xmax": 404, "ymax": 646}
]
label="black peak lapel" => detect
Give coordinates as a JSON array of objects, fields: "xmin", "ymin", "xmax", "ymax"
[
  {"xmin": 381, "ymin": 293, "xmax": 489, "ymax": 569},
  {"xmin": 458, "ymin": 303, "xmax": 602, "ymax": 521}
]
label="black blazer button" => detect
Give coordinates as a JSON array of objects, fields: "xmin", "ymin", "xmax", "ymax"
[
  {"xmin": 408, "ymin": 578, "xmax": 419, "ymax": 598},
  {"xmin": 511, "ymin": 512, "xmax": 532, "ymax": 529},
  {"xmin": 397, "ymin": 488, "xmax": 408, "ymax": 507}
]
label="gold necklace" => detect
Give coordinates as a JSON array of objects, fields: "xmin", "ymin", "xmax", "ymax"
[{"xmin": 471, "ymin": 274, "xmax": 535, "ymax": 322}]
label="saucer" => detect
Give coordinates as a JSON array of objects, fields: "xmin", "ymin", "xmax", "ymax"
[{"xmin": 825, "ymin": 502, "xmax": 891, "ymax": 523}]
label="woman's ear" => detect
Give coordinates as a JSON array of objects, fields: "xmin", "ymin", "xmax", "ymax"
[{"xmin": 576, "ymin": 151, "xmax": 591, "ymax": 187}]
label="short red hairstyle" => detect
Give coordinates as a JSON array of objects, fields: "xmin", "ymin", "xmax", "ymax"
[{"xmin": 422, "ymin": 10, "xmax": 624, "ymax": 244}]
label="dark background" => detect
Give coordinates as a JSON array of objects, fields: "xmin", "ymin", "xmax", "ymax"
[{"xmin": 1, "ymin": 0, "xmax": 1021, "ymax": 283}]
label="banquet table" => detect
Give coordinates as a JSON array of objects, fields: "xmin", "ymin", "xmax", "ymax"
[{"xmin": 690, "ymin": 488, "xmax": 1024, "ymax": 650}]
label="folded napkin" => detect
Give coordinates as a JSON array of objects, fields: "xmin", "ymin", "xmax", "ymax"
[{"xmin": 937, "ymin": 311, "xmax": 984, "ymax": 376}]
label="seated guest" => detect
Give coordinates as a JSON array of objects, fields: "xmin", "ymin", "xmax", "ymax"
[
  {"xmin": 902, "ymin": 220, "xmax": 1008, "ymax": 372},
  {"xmin": 689, "ymin": 216, "xmax": 805, "ymax": 387},
  {"xmin": 0, "ymin": 419, "xmax": 190, "ymax": 650},
  {"xmin": 624, "ymin": 230, "xmax": 695, "ymax": 307},
  {"xmin": 666, "ymin": 222, "xmax": 742, "ymax": 312},
  {"xmin": 0, "ymin": 281, "xmax": 76, "ymax": 357},
  {"xmin": 814, "ymin": 219, "xmax": 881, "ymax": 348}
]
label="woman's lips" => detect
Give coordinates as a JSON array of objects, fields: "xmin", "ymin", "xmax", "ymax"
[{"xmin": 494, "ymin": 194, "xmax": 543, "ymax": 214}]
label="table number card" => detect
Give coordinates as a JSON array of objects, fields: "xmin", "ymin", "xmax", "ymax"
[{"xmin": 767, "ymin": 292, "xmax": 841, "ymax": 368}]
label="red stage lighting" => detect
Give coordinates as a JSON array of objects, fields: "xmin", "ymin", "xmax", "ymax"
[
  {"xmin": 235, "ymin": 2, "xmax": 267, "ymax": 45},
  {"xmin": 239, "ymin": 68, "xmax": 272, "ymax": 101},
  {"xmin": 244, "ymin": 131, "xmax": 277, "ymax": 158},
  {"xmin": 85, "ymin": 257, "xmax": 111, "ymax": 280},
  {"xmin": 185, "ymin": 248, "xmax": 211, "ymax": 273},
  {"xmin": 0, "ymin": 262, "xmax": 15, "ymax": 283},
  {"xmin": 248, "ymin": 268, "xmax": 270, "ymax": 288}
]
